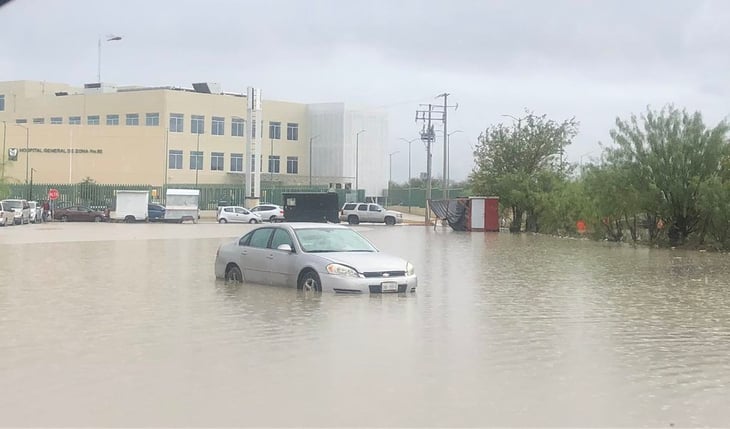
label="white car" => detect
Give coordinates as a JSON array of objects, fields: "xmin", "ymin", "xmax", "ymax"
[
  {"xmin": 0, "ymin": 201, "xmax": 15, "ymax": 227},
  {"xmin": 250, "ymin": 204, "xmax": 285, "ymax": 222},
  {"xmin": 1, "ymin": 199, "xmax": 30, "ymax": 225},
  {"xmin": 216, "ymin": 206, "xmax": 262, "ymax": 224},
  {"xmin": 214, "ymin": 223, "xmax": 417, "ymax": 293},
  {"xmin": 339, "ymin": 203, "xmax": 403, "ymax": 225}
]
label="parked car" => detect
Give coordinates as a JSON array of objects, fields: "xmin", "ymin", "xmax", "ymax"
[
  {"xmin": 216, "ymin": 206, "xmax": 262, "ymax": 224},
  {"xmin": 1, "ymin": 199, "xmax": 30, "ymax": 225},
  {"xmin": 339, "ymin": 203, "xmax": 403, "ymax": 225},
  {"xmin": 250, "ymin": 204, "xmax": 285, "ymax": 222},
  {"xmin": 214, "ymin": 223, "xmax": 417, "ymax": 293},
  {"xmin": 53, "ymin": 205, "xmax": 109, "ymax": 222},
  {"xmin": 28, "ymin": 201, "xmax": 42, "ymax": 223},
  {"xmin": 148, "ymin": 203, "xmax": 166, "ymax": 221},
  {"xmin": 0, "ymin": 201, "xmax": 15, "ymax": 227}
]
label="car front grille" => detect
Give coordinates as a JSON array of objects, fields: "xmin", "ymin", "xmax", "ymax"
[{"xmin": 362, "ymin": 271, "xmax": 406, "ymax": 278}]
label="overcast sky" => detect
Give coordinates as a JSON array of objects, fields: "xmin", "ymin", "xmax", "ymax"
[{"xmin": 2, "ymin": 0, "xmax": 729, "ymax": 182}]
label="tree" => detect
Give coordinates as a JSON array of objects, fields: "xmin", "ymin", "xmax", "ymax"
[
  {"xmin": 609, "ymin": 105, "xmax": 729, "ymax": 245},
  {"xmin": 470, "ymin": 110, "xmax": 579, "ymax": 232}
]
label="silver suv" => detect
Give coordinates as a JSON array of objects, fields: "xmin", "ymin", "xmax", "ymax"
[{"xmin": 339, "ymin": 203, "xmax": 403, "ymax": 225}]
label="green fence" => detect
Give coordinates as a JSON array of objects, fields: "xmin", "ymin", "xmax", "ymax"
[
  {"xmin": 6, "ymin": 182, "xmax": 366, "ymax": 211},
  {"xmin": 386, "ymin": 187, "xmax": 466, "ymax": 208}
]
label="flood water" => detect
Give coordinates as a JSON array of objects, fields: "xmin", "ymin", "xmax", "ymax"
[{"xmin": 1, "ymin": 222, "xmax": 729, "ymax": 427}]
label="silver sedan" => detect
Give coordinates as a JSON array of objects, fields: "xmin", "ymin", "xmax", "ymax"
[{"xmin": 214, "ymin": 223, "xmax": 417, "ymax": 293}]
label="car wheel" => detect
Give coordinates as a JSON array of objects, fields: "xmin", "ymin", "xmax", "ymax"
[
  {"xmin": 249, "ymin": 218, "xmax": 258, "ymax": 224},
  {"xmin": 298, "ymin": 270, "xmax": 322, "ymax": 292},
  {"xmin": 385, "ymin": 216, "xmax": 396, "ymax": 225},
  {"xmin": 347, "ymin": 215, "xmax": 359, "ymax": 225},
  {"xmin": 60, "ymin": 215, "xmax": 68, "ymax": 222},
  {"xmin": 218, "ymin": 218, "xmax": 227, "ymax": 224},
  {"xmin": 94, "ymin": 216, "xmax": 103, "ymax": 222},
  {"xmin": 269, "ymin": 215, "xmax": 277, "ymax": 222},
  {"xmin": 225, "ymin": 265, "xmax": 243, "ymax": 283},
  {"xmin": 124, "ymin": 215, "xmax": 135, "ymax": 223}
]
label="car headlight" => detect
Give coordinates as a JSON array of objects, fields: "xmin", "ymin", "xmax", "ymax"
[
  {"xmin": 406, "ymin": 262, "xmax": 415, "ymax": 276},
  {"xmin": 326, "ymin": 263, "xmax": 360, "ymax": 277}
]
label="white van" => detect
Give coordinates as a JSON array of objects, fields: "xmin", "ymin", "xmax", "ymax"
[
  {"xmin": 28, "ymin": 201, "xmax": 42, "ymax": 223},
  {"xmin": 1, "ymin": 199, "xmax": 30, "ymax": 225}
]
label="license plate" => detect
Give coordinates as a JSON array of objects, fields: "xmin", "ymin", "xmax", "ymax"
[{"xmin": 381, "ymin": 281, "xmax": 398, "ymax": 292}]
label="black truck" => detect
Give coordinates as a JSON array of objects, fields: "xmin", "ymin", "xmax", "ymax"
[{"xmin": 281, "ymin": 192, "xmax": 340, "ymax": 223}]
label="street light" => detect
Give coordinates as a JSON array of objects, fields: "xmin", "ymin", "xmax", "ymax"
[
  {"xmin": 388, "ymin": 151, "xmax": 400, "ymax": 207},
  {"xmin": 98, "ymin": 34, "xmax": 122, "ymax": 83},
  {"xmin": 355, "ymin": 129, "xmax": 366, "ymax": 199},
  {"xmin": 308, "ymin": 135, "xmax": 319, "ymax": 187},
  {"xmin": 195, "ymin": 131, "xmax": 201, "ymax": 187},
  {"xmin": 399, "ymin": 137, "xmax": 418, "ymax": 213},
  {"xmin": 445, "ymin": 129, "xmax": 463, "ymax": 199},
  {"xmin": 30, "ymin": 168, "xmax": 38, "ymax": 201},
  {"xmin": 15, "ymin": 124, "xmax": 29, "ymax": 193},
  {"xmin": 1, "ymin": 121, "xmax": 6, "ymax": 180}
]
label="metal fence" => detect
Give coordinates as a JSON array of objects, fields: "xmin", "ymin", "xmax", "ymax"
[
  {"xmin": 6, "ymin": 182, "xmax": 366, "ymax": 211},
  {"xmin": 386, "ymin": 187, "xmax": 466, "ymax": 208}
]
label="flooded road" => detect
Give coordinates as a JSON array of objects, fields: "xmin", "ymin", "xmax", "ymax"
[{"xmin": 1, "ymin": 223, "xmax": 730, "ymax": 426}]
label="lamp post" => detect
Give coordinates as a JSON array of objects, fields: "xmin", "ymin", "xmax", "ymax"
[
  {"xmin": 445, "ymin": 129, "xmax": 462, "ymax": 199},
  {"xmin": 388, "ymin": 151, "xmax": 399, "ymax": 207},
  {"xmin": 355, "ymin": 129, "xmax": 366, "ymax": 199},
  {"xmin": 30, "ymin": 168, "xmax": 38, "ymax": 201},
  {"xmin": 195, "ymin": 131, "xmax": 201, "ymax": 187},
  {"xmin": 308, "ymin": 135, "xmax": 319, "ymax": 187},
  {"xmin": 1, "ymin": 120, "xmax": 6, "ymax": 180},
  {"xmin": 98, "ymin": 35, "xmax": 122, "ymax": 83},
  {"xmin": 15, "ymin": 124, "xmax": 29, "ymax": 195},
  {"xmin": 269, "ymin": 137, "xmax": 274, "ymax": 189},
  {"xmin": 399, "ymin": 137, "xmax": 418, "ymax": 213}
]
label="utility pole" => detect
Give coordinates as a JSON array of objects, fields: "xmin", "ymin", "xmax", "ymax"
[
  {"xmin": 415, "ymin": 104, "xmax": 440, "ymax": 225},
  {"xmin": 436, "ymin": 92, "xmax": 458, "ymax": 199}
]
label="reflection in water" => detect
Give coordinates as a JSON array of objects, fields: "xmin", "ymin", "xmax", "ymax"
[{"xmin": 1, "ymin": 225, "xmax": 729, "ymax": 426}]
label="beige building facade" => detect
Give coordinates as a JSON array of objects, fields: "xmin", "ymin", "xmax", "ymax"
[{"xmin": 0, "ymin": 80, "xmax": 390, "ymax": 197}]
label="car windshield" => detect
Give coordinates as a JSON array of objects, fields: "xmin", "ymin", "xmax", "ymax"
[
  {"xmin": 2, "ymin": 201, "xmax": 22, "ymax": 209},
  {"xmin": 294, "ymin": 228, "xmax": 377, "ymax": 253}
]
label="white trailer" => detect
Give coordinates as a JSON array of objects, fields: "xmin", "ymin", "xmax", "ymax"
[
  {"xmin": 164, "ymin": 189, "xmax": 200, "ymax": 223},
  {"xmin": 112, "ymin": 190, "xmax": 149, "ymax": 223}
]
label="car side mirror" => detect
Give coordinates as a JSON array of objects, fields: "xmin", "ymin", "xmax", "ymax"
[{"xmin": 277, "ymin": 244, "xmax": 293, "ymax": 252}]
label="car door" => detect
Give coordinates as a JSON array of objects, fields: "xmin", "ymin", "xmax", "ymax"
[
  {"xmin": 234, "ymin": 207, "xmax": 248, "ymax": 222},
  {"xmin": 267, "ymin": 227, "xmax": 297, "ymax": 287},
  {"xmin": 239, "ymin": 227, "xmax": 274, "ymax": 284},
  {"xmin": 368, "ymin": 204, "xmax": 384, "ymax": 223},
  {"xmin": 357, "ymin": 204, "xmax": 370, "ymax": 223}
]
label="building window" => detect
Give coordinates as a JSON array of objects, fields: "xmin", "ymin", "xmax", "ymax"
[
  {"xmin": 212, "ymin": 116, "xmax": 225, "ymax": 136},
  {"xmin": 16, "ymin": 119, "xmax": 27, "ymax": 124},
  {"xmin": 268, "ymin": 155, "xmax": 281, "ymax": 173},
  {"xmin": 190, "ymin": 151, "xmax": 203, "ymax": 170},
  {"xmin": 0, "ymin": 94, "xmax": 4, "ymax": 111},
  {"xmin": 230, "ymin": 153, "xmax": 243, "ymax": 172},
  {"xmin": 105, "ymin": 114, "xmax": 119, "ymax": 125},
  {"xmin": 88, "ymin": 115, "xmax": 100, "ymax": 125},
  {"xmin": 33, "ymin": 118, "xmax": 45, "ymax": 124},
  {"xmin": 287, "ymin": 123, "xmax": 299, "ymax": 141},
  {"xmin": 145, "ymin": 113, "xmax": 159, "ymax": 126},
  {"xmin": 168, "ymin": 150, "xmax": 183, "ymax": 169},
  {"xmin": 126, "ymin": 113, "xmax": 139, "ymax": 126},
  {"xmin": 69, "ymin": 116, "xmax": 81, "ymax": 125},
  {"xmin": 50, "ymin": 117, "xmax": 63, "ymax": 125},
  {"xmin": 232, "ymin": 117, "xmax": 244, "ymax": 137},
  {"xmin": 269, "ymin": 121, "xmax": 281, "ymax": 139},
  {"xmin": 287, "ymin": 156, "xmax": 299, "ymax": 174},
  {"xmin": 191, "ymin": 115, "xmax": 204, "ymax": 134},
  {"xmin": 252, "ymin": 121, "xmax": 257, "ymax": 138},
  {"xmin": 210, "ymin": 152, "xmax": 224, "ymax": 171},
  {"xmin": 169, "ymin": 113, "xmax": 184, "ymax": 132}
]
